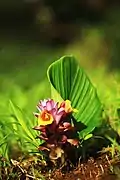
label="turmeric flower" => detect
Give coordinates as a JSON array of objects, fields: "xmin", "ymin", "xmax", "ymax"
[
  {"xmin": 34, "ymin": 99, "xmax": 77, "ymax": 126},
  {"xmin": 33, "ymin": 98, "xmax": 79, "ymax": 161},
  {"xmin": 34, "ymin": 99, "xmax": 65, "ymax": 126}
]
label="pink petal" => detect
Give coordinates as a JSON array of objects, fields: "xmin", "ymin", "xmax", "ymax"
[
  {"xmin": 37, "ymin": 99, "xmax": 47, "ymax": 111},
  {"xmin": 51, "ymin": 108, "xmax": 57, "ymax": 117},
  {"xmin": 40, "ymin": 99, "xmax": 47, "ymax": 106},
  {"xmin": 46, "ymin": 99, "xmax": 59, "ymax": 111},
  {"xmin": 54, "ymin": 114, "xmax": 63, "ymax": 124},
  {"xmin": 57, "ymin": 107, "xmax": 65, "ymax": 114},
  {"xmin": 37, "ymin": 104, "xmax": 46, "ymax": 111},
  {"xmin": 49, "ymin": 108, "xmax": 64, "ymax": 125},
  {"xmin": 46, "ymin": 100, "xmax": 53, "ymax": 111},
  {"xmin": 54, "ymin": 102, "xmax": 59, "ymax": 109},
  {"xmin": 54, "ymin": 109, "xmax": 65, "ymax": 124},
  {"xmin": 50, "ymin": 99, "xmax": 55, "ymax": 107}
]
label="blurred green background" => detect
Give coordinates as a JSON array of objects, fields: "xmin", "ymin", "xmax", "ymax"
[{"xmin": 1, "ymin": 0, "xmax": 120, "ymax": 114}]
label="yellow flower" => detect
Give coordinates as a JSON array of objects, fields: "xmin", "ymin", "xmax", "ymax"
[
  {"xmin": 38, "ymin": 110, "xmax": 54, "ymax": 126},
  {"xmin": 64, "ymin": 100, "xmax": 78, "ymax": 113}
]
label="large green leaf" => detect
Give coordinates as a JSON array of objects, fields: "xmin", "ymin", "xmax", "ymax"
[{"xmin": 47, "ymin": 55, "xmax": 102, "ymax": 138}]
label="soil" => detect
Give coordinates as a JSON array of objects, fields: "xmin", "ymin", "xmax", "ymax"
[
  {"xmin": 0, "ymin": 153, "xmax": 119, "ymax": 180},
  {"xmin": 46, "ymin": 154, "xmax": 118, "ymax": 180}
]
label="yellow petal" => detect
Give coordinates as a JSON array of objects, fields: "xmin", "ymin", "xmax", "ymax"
[
  {"xmin": 65, "ymin": 100, "xmax": 78, "ymax": 113},
  {"xmin": 64, "ymin": 100, "xmax": 72, "ymax": 113},
  {"xmin": 73, "ymin": 108, "xmax": 78, "ymax": 113},
  {"xmin": 38, "ymin": 110, "xmax": 54, "ymax": 126}
]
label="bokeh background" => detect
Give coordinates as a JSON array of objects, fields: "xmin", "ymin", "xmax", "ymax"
[{"xmin": 1, "ymin": 0, "xmax": 120, "ymax": 115}]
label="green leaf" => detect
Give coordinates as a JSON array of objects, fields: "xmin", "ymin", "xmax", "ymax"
[
  {"xmin": 9, "ymin": 100, "xmax": 39, "ymax": 147},
  {"xmin": 117, "ymin": 108, "xmax": 120, "ymax": 119},
  {"xmin": 84, "ymin": 133, "xmax": 93, "ymax": 140},
  {"xmin": 47, "ymin": 55, "xmax": 102, "ymax": 138}
]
